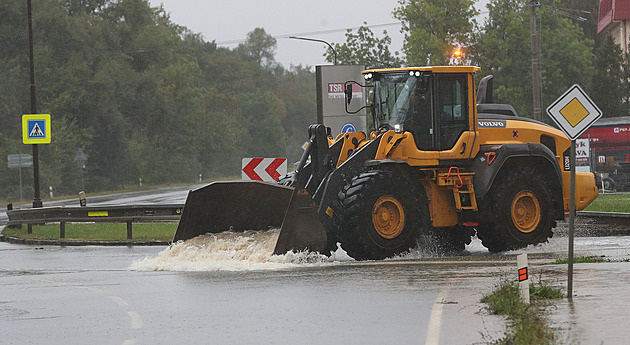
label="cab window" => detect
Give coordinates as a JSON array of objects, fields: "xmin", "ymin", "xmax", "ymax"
[{"xmin": 437, "ymin": 74, "xmax": 468, "ymax": 150}]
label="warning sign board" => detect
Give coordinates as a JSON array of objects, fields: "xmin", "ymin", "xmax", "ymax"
[
  {"xmin": 546, "ymin": 85, "xmax": 601, "ymax": 140},
  {"xmin": 242, "ymin": 158, "xmax": 287, "ymax": 182},
  {"xmin": 22, "ymin": 114, "xmax": 51, "ymax": 144}
]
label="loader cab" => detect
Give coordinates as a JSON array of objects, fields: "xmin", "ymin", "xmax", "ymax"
[{"xmin": 365, "ymin": 69, "xmax": 470, "ymax": 153}]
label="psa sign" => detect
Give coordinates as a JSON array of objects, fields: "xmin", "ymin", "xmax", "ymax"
[{"xmin": 22, "ymin": 114, "xmax": 51, "ymax": 144}]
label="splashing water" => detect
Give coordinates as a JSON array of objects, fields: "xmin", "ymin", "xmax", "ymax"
[{"xmin": 128, "ymin": 229, "xmax": 335, "ymax": 272}]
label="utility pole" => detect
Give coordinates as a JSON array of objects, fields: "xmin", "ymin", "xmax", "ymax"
[
  {"xmin": 27, "ymin": 0, "xmax": 43, "ymax": 208},
  {"xmin": 530, "ymin": 0, "xmax": 542, "ymax": 122}
]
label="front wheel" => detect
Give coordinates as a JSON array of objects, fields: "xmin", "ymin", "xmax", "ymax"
[
  {"xmin": 335, "ymin": 170, "xmax": 430, "ymax": 260},
  {"xmin": 476, "ymin": 167, "xmax": 555, "ymax": 252}
]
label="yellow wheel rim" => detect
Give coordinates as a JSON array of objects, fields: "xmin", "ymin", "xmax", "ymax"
[
  {"xmin": 511, "ymin": 191, "xmax": 541, "ymax": 233},
  {"xmin": 372, "ymin": 196, "xmax": 405, "ymax": 239}
]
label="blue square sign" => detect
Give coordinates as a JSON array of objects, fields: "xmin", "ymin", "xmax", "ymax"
[{"xmin": 27, "ymin": 119, "xmax": 46, "ymax": 138}]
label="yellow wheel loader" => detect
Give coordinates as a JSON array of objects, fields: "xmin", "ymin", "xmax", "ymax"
[{"xmin": 173, "ymin": 66, "xmax": 598, "ymax": 260}]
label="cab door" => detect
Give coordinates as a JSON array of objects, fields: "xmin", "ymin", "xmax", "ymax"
[{"xmin": 435, "ymin": 73, "xmax": 475, "ymax": 162}]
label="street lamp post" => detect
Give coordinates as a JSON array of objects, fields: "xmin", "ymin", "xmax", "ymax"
[
  {"xmin": 27, "ymin": 0, "xmax": 42, "ymax": 208},
  {"xmin": 289, "ymin": 36, "xmax": 337, "ymax": 65}
]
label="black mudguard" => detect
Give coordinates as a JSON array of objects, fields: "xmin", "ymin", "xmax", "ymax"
[{"xmin": 470, "ymin": 143, "xmax": 564, "ymax": 219}]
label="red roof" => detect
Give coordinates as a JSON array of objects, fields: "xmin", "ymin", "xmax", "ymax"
[{"xmin": 598, "ymin": 0, "xmax": 630, "ymax": 33}]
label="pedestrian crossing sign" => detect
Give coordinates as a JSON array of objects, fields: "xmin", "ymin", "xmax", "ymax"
[{"xmin": 22, "ymin": 114, "xmax": 51, "ymax": 144}]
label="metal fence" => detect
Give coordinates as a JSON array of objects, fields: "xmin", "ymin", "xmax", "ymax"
[{"xmin": 6, "ymin": 205, "xmax": 184, "ymax": 240}]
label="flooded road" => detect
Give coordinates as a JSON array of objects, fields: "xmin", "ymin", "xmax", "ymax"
[
  {"xmin": 2, "ymin": 187, "xmax": 629, "ymax": 344},
  {"xmin": 1, "ymin": 232, "xmax": 629, "ymax": 345}
]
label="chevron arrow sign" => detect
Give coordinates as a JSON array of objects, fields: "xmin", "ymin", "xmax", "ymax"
[{"xmin": 241, "ymin": 158, "xmax": 288, "ymax": 182}]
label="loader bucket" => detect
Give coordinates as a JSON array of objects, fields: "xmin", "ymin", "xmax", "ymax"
[{"xmin": 173, "ymin": 180, "xmax": 328, "ymax": 255}]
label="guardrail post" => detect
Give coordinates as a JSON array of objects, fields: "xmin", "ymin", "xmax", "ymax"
[
  {"xmin": 60, "ymin": 221, "xmax": 65, "ymax": 239},
  {"xmin": 127, "ymin": 221, "xmax": 133, "ymax": 240},
  {"xmin": 27, "ymin": 224, "xmax": 32, "ymax": 234}
]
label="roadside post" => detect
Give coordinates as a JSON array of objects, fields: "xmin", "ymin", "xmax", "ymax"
[
  {"xmin": 546, "ymin": 84, "xmax": 602, "ymax": 300},
  {"xmin": 517, "ymin": 253, "xmax": 530, "ymax": 304},
  {"xmin": 74, "ymin": 148, "xmax": 87, "ymax": 191},
  {"xmin": 79, "ymin": 191, "xmax": 87, "ymax": 207}
]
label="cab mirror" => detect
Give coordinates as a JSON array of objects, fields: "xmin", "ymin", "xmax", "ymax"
[{"xmin": 345, "ymin": 83, "xmax": 353, "ymax": 105}]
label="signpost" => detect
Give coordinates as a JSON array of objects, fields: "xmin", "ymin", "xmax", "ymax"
[
  {"xmin": 316, "ymin": 65, "xmax": 367, "ymax": 136},
  {"xmin": 7, "ymin": 154, "xmax": 33, "ymax": 201},
  {"xmin": 22, "ymin": 114, "xmax": 51, "ymax": 208},
  {"xmin": 547, "ymin": 84, "xmax": 602, "ymax": 300},
  {"xmin": 26, "ymin": 0, "xmax": 45, "ymax": 208}
]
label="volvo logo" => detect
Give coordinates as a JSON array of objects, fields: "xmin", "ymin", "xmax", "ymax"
[{"xmin": 478, "ymin": 120, "xmax": 507, "ymax": 128}]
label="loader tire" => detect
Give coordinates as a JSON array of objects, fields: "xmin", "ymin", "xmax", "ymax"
[
  {"xmin": 476, "ymin": 167, "xmax": 554, "ymax": 252},
  {"xmin": 336, "ymin": 170, "xmax": 430, "ymax": 260}
]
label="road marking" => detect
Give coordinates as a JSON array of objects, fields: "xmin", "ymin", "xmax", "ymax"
[
  {"xmin": 122, "ymin": 340, "xmax": 136, "ymax": 345},
  {"xmin": 425, "ymin": 282, "xmax": 453, "ymax": 345},
  {"xmin": 109, "ymin": 296, "xmax": 129, "ymax": 306},
  {"xmin": 128, "ymin": 311, "xmax": 143, "ymax": 329}
]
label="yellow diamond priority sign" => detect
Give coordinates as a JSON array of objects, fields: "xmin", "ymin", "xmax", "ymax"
[{"xmin": 546, "ymin": 84, "xmax": 601, "ymax": 140}]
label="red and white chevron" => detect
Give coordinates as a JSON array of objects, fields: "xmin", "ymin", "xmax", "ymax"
[{"xmin": 241, "ymin": 158, "xmax": 288, "ymax": 182}]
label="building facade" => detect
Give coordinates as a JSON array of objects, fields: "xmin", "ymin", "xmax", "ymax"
[{"xmin": 598, "ymin": 0, "xmax": 630, "ymax": 54}]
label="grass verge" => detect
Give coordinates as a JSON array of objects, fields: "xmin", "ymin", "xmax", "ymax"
[
  {"xmin": 548, "ymin": 255, "xmax": 630, "ymax": 264},
  {"xmin": 549, "ymin": 256, "xmax": 609, "ymax": 265},
  {"xmin": 2, "ymin": 222, "xmax": 176, "ymax": 242},
  {"xmin": 481, "ymin": 281, "xmax": 564, "ymax": 345},
  {"xmin": 584, "ymin": 193, "xmax": 630, "ymax": 212}
]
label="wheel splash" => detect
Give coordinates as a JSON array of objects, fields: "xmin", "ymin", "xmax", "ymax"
[{"xmin": 129, "ymin": 229, "xmax": 333, "ymax": 272}]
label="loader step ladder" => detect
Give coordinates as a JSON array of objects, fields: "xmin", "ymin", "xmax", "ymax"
[
  {"xmin": 438, "ymin": 168, "xmax": 478, "ymax": 212},
  {"xmin": 453, "ymin": 183, "xmax": 478, "ymax": 211}
]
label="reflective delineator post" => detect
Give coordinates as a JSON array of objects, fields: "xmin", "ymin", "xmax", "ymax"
[
  {"xmin": 79, "ymin": 191, "xmax": 86, "ymax": 207},
  {"xmin": 517, "ymin": 253, "xmax": 530, "ymax": 304}
]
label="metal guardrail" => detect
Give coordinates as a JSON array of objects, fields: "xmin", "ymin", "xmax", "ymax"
[
  {"xmin": 4, "ymin": 205, "xmax": 629, "ymax": 242},
  {"xmin": 6, "ymin": 204, "xmax": 184, "ymax": 240}
]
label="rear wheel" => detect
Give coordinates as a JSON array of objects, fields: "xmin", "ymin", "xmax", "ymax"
[
  {"xmin": 477, "ymin": 167, "xmax": 555, "ymax": 252},
  {"xmin": 602, "ymin": 178, "xmax": 615, "ymax": 191},
  {"xmin": 336, "ymin": 170, "xmax": 430, "ymax": 260}
]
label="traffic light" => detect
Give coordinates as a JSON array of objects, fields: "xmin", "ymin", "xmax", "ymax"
[{"xmin": 453, "ymin": 48, "xmax": 462, "ymax": 58}]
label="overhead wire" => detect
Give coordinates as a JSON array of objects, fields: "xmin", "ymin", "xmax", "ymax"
[{"xmin": 214, "ymin": 22, "xmax": 404, "ymax": 46}]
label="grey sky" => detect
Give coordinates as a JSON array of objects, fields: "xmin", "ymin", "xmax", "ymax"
[
  {"xmin": 148, "ymin": 0, "xmax": 405, "ymax": 68},
  {"xmin": 148, "ymin": 1, "xmax": 490, "ymax": 69}
]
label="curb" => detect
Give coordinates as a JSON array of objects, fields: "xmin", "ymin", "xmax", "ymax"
[{"xmin": 0, "ymin": 233, "xmax": 170, "ymax": 247}]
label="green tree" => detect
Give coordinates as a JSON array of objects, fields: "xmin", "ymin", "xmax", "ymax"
[
  {"xmin": 0, "ymin": 0, "xmax": 319, "ymax": 200},
  {"xmin": 236, "ymin": 27, "xmax": 277, "ymax": 68},
  {"xmin": 239, "ymin": 90, "xmax": 288, "ymax": 157},
  {"xmin": 276, "ymin": 65, "xmax": 318, "ymax": 162},
  {"xmin": 475, "ymin": 0, "xmax": 593, "ymax": 118},
  {"xmin": 394, "ymin": 0, "xmax": 478, "ymax": 65},
  {"xmin": 325, "ymin": 24, "xmax": 403, "ymax": 68},
  {"xmin": 591, "ymin": 35, "xmax": 629, "ymax": 117}
]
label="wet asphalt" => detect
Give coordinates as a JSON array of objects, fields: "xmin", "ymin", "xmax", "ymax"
[
  {"xmin": 1, "ymin": 186, "xmax": 629, "ymax": 344},
  {"xmin": 1, "ymin": 234, "xmax": 629, "ymax": 344}
]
